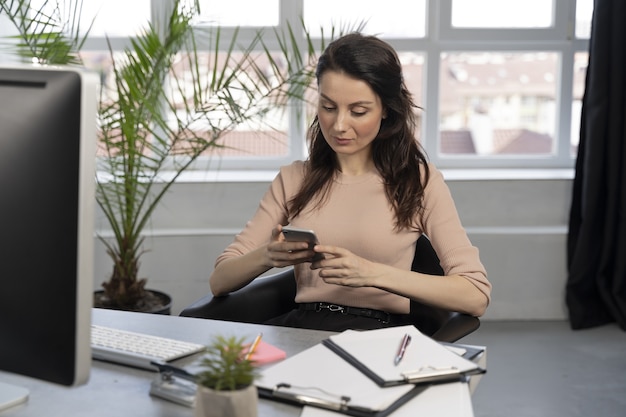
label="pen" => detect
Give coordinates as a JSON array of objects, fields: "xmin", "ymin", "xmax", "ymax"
[
  {"xmin": 244, "ymin": 332, "xmax": 263, "ymax": 361},
  {"xmin": 394, "ymin": 333, "xmax": 411, "ymax": 366}
]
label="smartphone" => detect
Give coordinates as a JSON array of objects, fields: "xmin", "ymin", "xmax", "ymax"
[{"xmin": 282, "ymin": 226, "xmax": 324, "ymax": 261}]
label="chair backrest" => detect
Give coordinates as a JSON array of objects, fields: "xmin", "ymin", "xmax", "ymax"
[
  {"xmin": 409, "ymin": 235, "xmax": 455, "ymax": 335},
  {"xmin": 411, "ymin": 234, "xmax": 445, "ymax": 275}
]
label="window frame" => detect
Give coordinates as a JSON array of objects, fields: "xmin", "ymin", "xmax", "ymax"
[
  {"xmin": 77, "ymin": 0, "xmax": 589, "ymax": 171},
  {"xmin": 424, "ymin": 0, "xmax": 588, "ymax": 168}
]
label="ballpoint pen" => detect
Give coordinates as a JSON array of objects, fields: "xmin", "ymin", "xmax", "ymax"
[
  {"xmin": 244, "ymin": 332, "xmax": 263, "ymax": 361},
  {"xmin": 394, "ymin": 333, "xmax": 411, "ymax": 366}
]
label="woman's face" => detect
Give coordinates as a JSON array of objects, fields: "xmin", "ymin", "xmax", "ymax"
[{"xmin": 317, "ymin": 70, "xmax": 385, "ymax": 168}]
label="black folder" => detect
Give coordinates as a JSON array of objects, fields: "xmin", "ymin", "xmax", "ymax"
[{"xmin": 321, "ymin": 325, "xmax": 486, "ymax": 388}]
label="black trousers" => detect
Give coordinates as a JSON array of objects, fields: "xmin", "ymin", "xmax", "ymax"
[{"xmin": 264, "ymin": 308, "xmax": 412, "ymax": 332}]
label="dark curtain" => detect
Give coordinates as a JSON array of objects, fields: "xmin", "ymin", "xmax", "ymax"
[{"xmin": 566, "ymin": 0, "xmax": 626, "ymax": 330}]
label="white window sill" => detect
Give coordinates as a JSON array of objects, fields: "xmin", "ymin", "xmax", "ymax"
[
  {"xmin": 439, "ymin": 168, "xmax": 575, "ymax": 181},
  {"xmin": 99, "ymin": 168, "xmax": 575, "ymax": 184},
  {"xmin": 171, "ymin": 168, "xmax": 576, "ymax": 183}
]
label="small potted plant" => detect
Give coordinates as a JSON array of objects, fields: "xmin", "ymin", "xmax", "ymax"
[{"xmin": 194, "ymin": 335, "xmax": 259, "ymax": 417}]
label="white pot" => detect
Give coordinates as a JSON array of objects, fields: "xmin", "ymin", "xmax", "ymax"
[{"xmin": 194, "ymin": 384, "xmax": 258, "ymax": 417}]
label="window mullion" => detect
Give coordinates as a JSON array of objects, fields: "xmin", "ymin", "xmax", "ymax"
[
  {"xmin": 422, "ymin": 42, "xmax": 442, "ymax": 163},
  {"xmin": 556, "ymin": 44, "xmax": 576, "ymax": 166}
]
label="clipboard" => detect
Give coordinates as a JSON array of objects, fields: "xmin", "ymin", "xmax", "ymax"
[
  {"xmin": 256, "ymin": 343, "xmax": 427, "ymax": 417},
  {"xmin": 299, "ymin": 380, "xmax": 475, "ymax": 417},
  {"xmin": 322, "ymin": 325, "xmax": 485, "ymax": 387}
]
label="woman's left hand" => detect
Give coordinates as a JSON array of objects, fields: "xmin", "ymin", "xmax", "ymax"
[{"xmin": 310, "ymin": 245, "xmax": 386, "ymax": 287}]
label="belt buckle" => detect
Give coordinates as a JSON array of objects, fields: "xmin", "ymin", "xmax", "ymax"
[
  {"xmin": 320, "ymin": 303, "xmax": 345, "ymax": 313},
  {"xmin": 328, "ymin": 304, "xmax": 345, "ymax": 313}
]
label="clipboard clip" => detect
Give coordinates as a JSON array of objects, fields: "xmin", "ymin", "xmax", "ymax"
[
  {"xmin": 149, "ymin": 361, "xmax": 198, "ymax": 407},
  {"xmin": 273, "ymin": 383, "xmax": 351, "ymax": 412},
  {"xmin": 401, "ymin": 366, "xmax": 461, "ymax": 383}
]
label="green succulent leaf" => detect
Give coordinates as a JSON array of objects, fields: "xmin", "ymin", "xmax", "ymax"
[{"xmin": 196, "ymin": 335, "xmax": 258, "ymax": 391}]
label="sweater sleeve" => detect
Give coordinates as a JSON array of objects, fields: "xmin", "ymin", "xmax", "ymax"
[
  {"xmin": 214, "ymin": 162, "xmax": 304, "ymax": 266},
  {"xmin": 419, "ymin": 165, "xmax": 492, "ymax": 303}
]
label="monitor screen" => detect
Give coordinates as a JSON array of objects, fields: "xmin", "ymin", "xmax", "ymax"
[{"xmin": 0, "ymin": 65, "xmax": 97, "ymax": 392}]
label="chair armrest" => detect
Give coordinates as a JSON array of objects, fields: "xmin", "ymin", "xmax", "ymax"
[
  {"xmin": 409, "ymin": 300, "xmax": 480, "ymax": 343},
  {"xmin": 430, "ymin": 313, "xmax": 481, "ymax": 343},
  {"xmin": 179, "ymin": 268, "xmax": 297, "ymax": 324}
]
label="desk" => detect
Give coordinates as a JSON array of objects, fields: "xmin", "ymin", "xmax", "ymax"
[{"xmin": 0, "ymin": 309, "xmax": 476, "ymax": 417}]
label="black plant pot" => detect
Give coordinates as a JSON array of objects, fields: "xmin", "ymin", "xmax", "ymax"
[{"xmin": 93, "ymin": 289, "xmax": 172, "ymax": 315}]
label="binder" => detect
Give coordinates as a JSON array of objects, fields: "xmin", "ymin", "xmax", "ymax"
[
  {"xmin": 256, "ymin": 343, "xmax": 427, "ymax": 417},
  {"xmin": 322, "ymin": 325, "xmax": 485, "ymax": 387}
]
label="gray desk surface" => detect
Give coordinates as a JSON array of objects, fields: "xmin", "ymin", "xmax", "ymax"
[{"xmin": 0, "ymin": 308, "xmax": 335, "ymax": 417}]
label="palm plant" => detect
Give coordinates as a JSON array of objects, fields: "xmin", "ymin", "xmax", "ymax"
[{"xmin": 0, "ymin": 0, "xmax": 344, "ymax": 310}]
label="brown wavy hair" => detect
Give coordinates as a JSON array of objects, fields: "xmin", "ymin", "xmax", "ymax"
[{"xmin": 289, "ymin": 33, "xmax": 430, "ymax": 230}]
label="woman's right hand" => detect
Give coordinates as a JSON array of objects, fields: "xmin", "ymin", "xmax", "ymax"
[
  {"xmin": 265, "ymin": 225, "xmax": 317, "ymax": 267},
  {"xmin": 211, "ymin": 225, "xmax": 315, "ymax": 296}
]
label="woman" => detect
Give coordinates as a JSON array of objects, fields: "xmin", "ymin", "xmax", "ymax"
[{"xmin": 209, "ymin": 33, "xmax": 491, "ymax": 332}]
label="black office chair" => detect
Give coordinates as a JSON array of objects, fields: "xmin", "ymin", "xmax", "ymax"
[{"xmin": 181, "ymin": 235, "xmax": 480, "ymax": 343}]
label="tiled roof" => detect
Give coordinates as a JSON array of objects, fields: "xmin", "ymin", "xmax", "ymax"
[
  {"xmin": 440, "ymin": 128, "xmax": 552, "ymax": 155},
  {"xmin": 440, "ymin": 130, "xmax": 475, "ymax": 154}
]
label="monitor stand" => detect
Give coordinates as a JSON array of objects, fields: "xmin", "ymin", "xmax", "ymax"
[{"xmin": 0, "ymin": 381, "xmax": 29, "ymax": 412}]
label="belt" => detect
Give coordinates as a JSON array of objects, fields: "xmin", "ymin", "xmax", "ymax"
[{"xmin": 298, "ymin": 302, "xmax": 392, "ymax": 324}]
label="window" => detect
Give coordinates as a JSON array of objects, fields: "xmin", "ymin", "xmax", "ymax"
[
  {"xmin": 58, "ymin": 0, "xmax": 594, "ymax": 170},
  {"xmin": 425, "ymin": 0, "xmax": 591, "ymax": 168},
  {"xmin": 196, "ymin": 0, "xmax": 279, "ymax": 27},
  {"xmin": 303, "ymin": 0, "xmax": 427, "ymax": 38},
  {"xmin": 451, "ymin": 0, "xmax": 553, "ymax": 28},
  {"xmin": 439, "ymin": 52, "xmax": 559, "ymax": 157},
  {"xmin": 31, "ymin": 0, "xmax": 150, "ymax": 37}
]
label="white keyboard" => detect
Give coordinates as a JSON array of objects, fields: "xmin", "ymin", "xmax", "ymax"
[{"xmin": 91, "ymin": 325, "xmax": 206, "ymax": 371}]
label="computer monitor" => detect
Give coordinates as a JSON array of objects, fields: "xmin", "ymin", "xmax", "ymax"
[{"xmin": 0, "ymin": 65, "xmax": 98, "ymax": 405}]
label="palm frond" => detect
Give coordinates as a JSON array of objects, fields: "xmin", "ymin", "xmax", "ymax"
[{"xmin": 0, "ymin": 0, "xmax": 92, "ymax": 64}]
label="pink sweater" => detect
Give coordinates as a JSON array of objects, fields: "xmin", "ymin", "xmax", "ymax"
[{"xmin": 216, "ymin": 161, "xmax": 490, "ymax": 314}]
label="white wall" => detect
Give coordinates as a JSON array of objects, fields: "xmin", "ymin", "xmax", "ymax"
[{"xmin": 94, "ymin": 171, "xmax": 574, "ymax": 320}]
